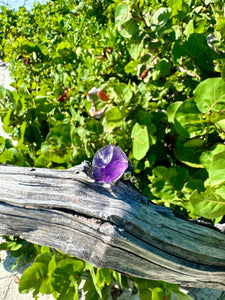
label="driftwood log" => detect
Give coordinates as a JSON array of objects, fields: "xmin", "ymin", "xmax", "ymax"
[{"xmin": 0, "ymin": 162, "xmax": 225, "ymax": 291}]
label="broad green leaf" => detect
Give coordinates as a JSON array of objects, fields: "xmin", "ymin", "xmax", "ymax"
[
  {"xmin": 200, "ymin": 143, "xmax": 225, "ymax": 172},
  {"xmin": 18, "ymin": 121, "xmax": 27, "ymax": 146},
  {"xmin": 209, "ymin": 151, "xmax": 225, "ymax": 186},
  {"xmin": 0, "ymin": 148, "xmax": 16, "ymax": 164},
  {"xmin": 41, "ymin": 123, "xmax": 72, "ymax": 163},
  {"xmin": 50, "ymin": 259, "xmax": 84, "ymax": 300},
  {"xmin": 113, "ymin": 83, "xmax": 132, "ymax": 104},
  {"xmin": 82, "ymin": 273, "xmax": 99, "ymax": 300},
  {"xmin": 131, "ymin": 123, "xmax": 149, "ymax": 160},
  {"xmin": 150, "ymin": 166, "xmax": 188, "ymax": 202},
  {"xmin": 115, "ymin": 4, "xmax": 130, "ymax": 25},
  {"xmin": 156, "ymin": 59, "xmax": 171, "ymax": 76},
  {"xmin": 216, "ymin": 184, "xmax": 225, "ymax": 199},
  {"xmin": 119, "ymin": 19, "xmax": 139, "ymax": 38},
  {"xmin": 112, "ymin": 271, "xmax": 123, "ymax": 289},
  {"xmin": 56, "ymin": 41, "xmax": 72, "ymax": 53},
  {"xmin": 0, "ymin": 85, "xmax": 7, "ymax": 99},
  {"xmin": 174, "ymin": 98, "xmax": 204, "ymax": 138},
  {"xmin": 216, "ymin": 119, "xmax": 225, "ymax": 132},
  {"xmin": 166, "ymin": 102, "xmax": 183, "ymax": 123},
  {"xmin": 134, "ymin": 278, "xmax": 152, "ymax": 300},
  {"xmin": 152, "ymin": 287, "xmax": 166, "ymax": 300},
  {"xmin": 151, "ymin": 7, "xmax": 170, "ymax": 31},
  {"xmin": 86, "ymin": 119, "xmax": 103, "ymax": 134},
  {"xmin": 57, "ymin": 258, "xmax": 84, "ymax": 275},
  {"xmin": 172, "ymin": 34, "xmax": 219, "ymax": 72},
  {"xmin": 127, "ymin": 37, "xmax": 143, "ymax": 60},
  {"xmin": 175, "ymin": 139, "xmax": 205, "ymax": 168},
  {"xmin": 163, "ymin": 282, "xmax": 193, "ymax": 300},
  {"xmin": 35, "ymin": 252, "xmax": 53, "ymax": 265},
  {"xmin": 190, "ymin": 187, "xmax": 225, "ymax": 219},
  {"xmin": 3, "ymin": 109, "xmax": 12, "ymax": 133},
  {"xmin": 96, "ymin": 268, "xmax": 111, "ymax": 287},
  {"xmin": 104, "ymin": 106, "xmax": 123, "ymax": 125},
  {"xmin": 167, "ymin": 0, "xmax": 183, "ymax": 16},
  {"xmin": 0, "ymin": 136, "xmax": 5, "ymax": 147},
  {"xmin": 139, "ymin": 0, "xmax": 144, "ymax": 7},
  {"xmin": 194, "ymin": 78, "xmax": 225, "ymax": 113},
  {"xmin": 85, "ymin": 262, "xmax": 102, "ymax": 298},
  {"xmin": 215, "ymin": 16, "xmax": 225, "ymax": 39},
  {"xmin": 125, "ymin": 59, "xmax": 140, "ymax": 75},
  {"xmin": 19, "ymin": 262, "xmax": 49, "ymax": 295}
]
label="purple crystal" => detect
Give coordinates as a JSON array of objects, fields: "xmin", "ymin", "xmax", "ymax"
[{"xmin": 92, "ymin": 144, "xmax": 128, "ymax": 183}]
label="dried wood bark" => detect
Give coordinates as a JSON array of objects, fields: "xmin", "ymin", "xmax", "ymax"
[{"xmin": 0, "ymin": 162, "xmax": 225, "ymax": 290}]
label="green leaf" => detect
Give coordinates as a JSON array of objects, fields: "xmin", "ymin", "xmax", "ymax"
[
  {"xmin": 112, "ymin": 271, "xmax": 123, "ymax": 289},
  {"xmin": 119, "ymin": 19, "xmax": 139, "ymax": 38},
  {"xmin": 200, "ymin": 143, "xmax": 225, "ymax": 172},
  {"xmin": 216, "ymin": 119, "xmax": 225, "ymax": 132},
  {"xmin": 194, "ymin": 78, "xmax": 225, "ymax": 113},
  {"xmin": 152, "ymin": 287, "xmax": 166, "ymax": 300},
  {"xmin": 134, "ymin": 278, "xmax": 152, "ymax": 300},
  {"xmin": 131, "ymin": 123, "xmax": 149, "ymax": 160},
  {"xmin": 174, "ymin": 98, "xmax": 204, "ymax": 138},
  {"xmin": 0, "ymin": 85, "xmax": 7, "ymax": 99},
  {"xmin": 0, "ymin": 148, "xmax": 16, "ymax": 164},
  {"xmin": 85, "ymin": 262, "xmax": 102, "ymax": 299},
  {"xmin": 190, "ymin": 187, "xmax": 225, "ymax": 219},
  {"xmin": 127, "ymin": 37, "xmax": 143, "ymax": 59},
  {"xmin": 151, "ymin": 7, "xmax": 170, "ymax": 31},
  {"xmin": 125, "ymin": 59, "xmax": 140, "ymax": 75},
  {"xmin": 163, "ymin": 282, "xmax": 193, "ymax": 300},
  {"xmin": 167, "ymin": 0, "xmax": 184, "ymax": 16},
  {"xmin": 3, "ymin": 109, "xmax": 12, "ymax": 133},
  {"xmin": 209, "ymin": 151, "xmax": 225, "ymax": 186},
  {"xmin": 115, "ymin": 4, "xmax": 130, "ymax": 25},
  {"xmin": 96, "ymin": 268, "xmax": 111, "ymax": 288},
  {"xmin": 82, "ymin": 273, "xmax": 99, "ymax": 300},
  {"xmin": 18, "ymin": 121, "xmax": 27, "ymax": 147},
  {"xmin": 175, "ymin": 139, "xmax": 205, "ymax": 168},
  {"xmin": 113, "ymin": 83, "xmax": 133, "ymax": 104},
  {"xmin": 41, "ymin": 123, "xmax": 72, "ymax": 163},
  {"xmin": 50, "ymin": 259, "xmax": 84, "ymax": 300},
  {"xmin": 150, "ymin": 166, "xmax": 188, "ymax": 202},
  {"xmin": 172, "ymin": 34, "xmax": 219, "ymax": 72},
  {"xmin": 19, "ymin": 262, "xmax": 49, "ymax": 295},
  {"xmin": 156, "ymin": 59, "xmax": 171, "ymax": 77},
  {"xmin": 167, "ymin": 102, "xmax": 183, "ymax": 123},
  {"xmin": 104, "ymin": 106, "xmax": 123, "ymax": 125}
]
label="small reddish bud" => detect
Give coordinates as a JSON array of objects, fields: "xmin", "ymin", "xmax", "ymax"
[
  {"xmin": 57, "ymin": 95, "xmax": 66, "ymax": 102},
  {"xmin": 97, "ymin": 90, "xmax": 109, "ymax": 102},
  {"xmin": 57, "ymin": 88, "xmax": 71, "ymax": 102},
  {"xmin": 23, "ymin": 58, "xmax": 31, "ymax": 65},
  {"xmin": 141, "ymin": 69, "xmax": 149, "ymax": 80},
  {"xmin": 106, "ymin": 47, "xmax": 113, "ymax": 53}
]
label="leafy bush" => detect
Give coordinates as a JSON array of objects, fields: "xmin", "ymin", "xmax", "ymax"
[{"xmin": 0, "ymin": 0, "xmax": 224, "ymax": 299}]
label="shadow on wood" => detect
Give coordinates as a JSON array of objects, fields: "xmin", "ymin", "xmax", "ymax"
[{"xmin": 0, "ymin": 162, "xmax": 225, "ymax": 290}]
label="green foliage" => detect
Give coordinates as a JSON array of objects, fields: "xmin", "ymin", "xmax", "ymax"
[{"xmin": 0, "ymin": 0, "xmax": 225, "ymax": 298}]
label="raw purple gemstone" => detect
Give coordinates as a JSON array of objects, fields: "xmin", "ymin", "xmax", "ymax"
[{"xmin": 92, "ymin": 144, "xmax": 128, "ymax": 183}]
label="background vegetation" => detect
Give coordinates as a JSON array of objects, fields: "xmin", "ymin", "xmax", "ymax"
[{"xmin": 0, "ymin": 0, "xmax": 225, "ymax": 299}]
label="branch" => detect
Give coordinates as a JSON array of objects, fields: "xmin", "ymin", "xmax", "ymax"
[{"xmin": 0, "ymin": 162, "xmax": 225, "ymax": 290}]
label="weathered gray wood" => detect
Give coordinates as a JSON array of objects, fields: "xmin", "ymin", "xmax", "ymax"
[{"xmin": 0, "ymin": 162, "xmax": 225, "ymax": 290}]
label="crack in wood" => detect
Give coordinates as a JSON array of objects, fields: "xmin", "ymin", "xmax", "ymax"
[{"xmin": 0, "ymin": 163, "xmax": 225, "ymax": 289}]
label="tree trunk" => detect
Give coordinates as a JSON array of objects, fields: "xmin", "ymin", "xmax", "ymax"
[{"xmin": 0, "ymin": 162, "xmax": 225, "ymax": 290}]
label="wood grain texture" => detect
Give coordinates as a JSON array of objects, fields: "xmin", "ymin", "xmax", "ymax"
[{"xmin": 0, "ymin": 162, "xmax": 225, "ymax": 290}]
